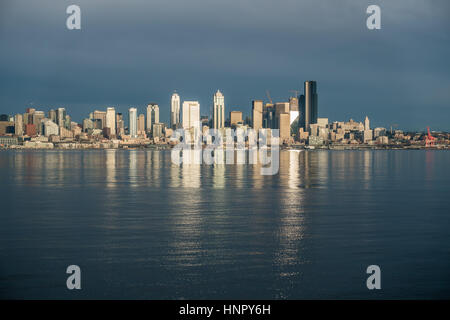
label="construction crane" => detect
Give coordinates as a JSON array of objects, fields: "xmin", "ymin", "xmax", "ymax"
[
  {"xmin": 289, "ymin": 90, "xmax": 300, "ymax": 98},
  {"xmin": 425, "ymin": 126, "xmax": 436, "ymax": 147},
  {"xmin": 265, "ymin": 90, "xmax": 273, "ymax": 104}
]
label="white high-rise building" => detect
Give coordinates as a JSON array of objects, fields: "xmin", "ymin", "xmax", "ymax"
[
  {"xmin": 213, "ymin": 90, "xmax": 225, "ymax": 129},
  {"xmin": 106, "ymin": 107, "xmax": 116, "ymax": 135},
  {"xmin": 43, "ymin": 119, "xmax": 59, "ymax": 137},
  {"xmin": 364, "ymin": 116, "xmax": 370, "ymax": 130},
  {"xmin": 171, "ymin": 92, "xmax": 180, "ymax": 129},
  {"xmin": 363, "ymin": 116, "xmax": 372, "ymax": 143},
  {"xmin": 146, "ymin": 103, "xmax": 159, "ymax": 133},
  {"xmin": 182, "ymin": 101, "xmax": 200, "ymax": 133},
  {"xmin": 129, "ymin": 107, "xmax": 138, "ymax": 138}
]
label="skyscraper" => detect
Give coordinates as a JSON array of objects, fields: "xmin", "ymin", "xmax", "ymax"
[
  {"xmin": 289, "ymin": 97, "xmax": 299, "ymax": 125},
  {"xmin": 138, "ymin": 114, "xmax": 146, "ymax": 136},
  {"xmin": 14, "ymin": 114, "xmax": 23, "ymax": 136},
  {"xmin": 24, "ymin": 108, "xmax": 35, "ymax": 126},
  {"xmin": 116, "ymin": 113, "xmax": 124, "ymax": 136},
  {"xmin": 32, "ymin": 111, "xmax": 45, "ymax": 135},
  {"xmin": 146, "ymin": 103, "xmax": 159, "ymax": 133},
  {"xmin": 48, "ymin": 109, "xmax": 57, "ymax": 123},
  {"xmin": 279, "ymin": 113, "xmax": 290, "ymax": 142},
  {"xmin": 92, "ymin": 110, "xmax": 106, "ymax": 129},
  {"xmin": 299, "ymin": 81, "xmax": 318, "ymax": 131},
  {"xmin": 263, "ymin": 103, "xmax": 275, "ymax": 129},
  {"xmin": 252, "ymin": 100, "xmax": 263, "ymax": 132},
  {"xmin": 57, "ymin": 108, "xmax": 66, "ymax": 128},
  {"xmin": 275, "ymin": 102, "xmax": 289, "ymax": 119},
  {"xmin": 106, "ymin": 107, "xmax": 116, "ymax": 135},
  {"xmin": 64, "ymin": 115, "xmax": 71, "ymax": 130},
  {"xmin": 83, "ymin": 118, "xmax": 94, "ymax": 132},
  {"xmin": 152, "ymin": 123, "xmax": 164, "ymax": 139},
  {"xmin": 363, "ymin": 116, "xmax": 372, "ymax": 143},
  {"xmin": 182, "ymin": 101, "xmax": 200, "ymax": 133},
  {"xmin": 213, "ymin": 90, "xmax": 225, "ymax": 129},
  {"xmin": 170, "ymin": 92, "xmax": 180, "ymax": 129},
  {"xmin": 129, "ymin": 107, "xmax": 138, "ymax": 138}
]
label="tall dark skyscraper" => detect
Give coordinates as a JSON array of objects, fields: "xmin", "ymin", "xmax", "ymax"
[{"xmin": 299, "ymin": 81, "xmax": 318, "ymax": 131}]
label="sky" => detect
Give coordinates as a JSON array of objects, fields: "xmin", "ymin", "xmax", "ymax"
[{"xmin": 0, "ymin": 0, "xmax": 449, "ymax": 131}]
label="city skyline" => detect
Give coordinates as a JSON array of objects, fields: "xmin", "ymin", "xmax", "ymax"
[
  {"xmin": 1, "ymin": 84, "xmax": 448, "ymax": 136},
  {"xmin": 0, "ymin": 82, "xmax": 377, "ymax": 138},
  {"xmin": 2, "ymin": 79, "xmax": 449, "ymax": 151},
  {"xmin": 2, "ymin": 80, "xmax": 449, "ymax": 133}
]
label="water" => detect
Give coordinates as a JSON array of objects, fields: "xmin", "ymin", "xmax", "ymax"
[{"xmin": 0, "ymin": 149, "xmax": 449, "ymax": 299}]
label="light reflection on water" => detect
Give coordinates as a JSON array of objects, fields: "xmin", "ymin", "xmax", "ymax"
[{"xmin": 0, "ymin": 149, "xmax": 450, "ymax": 299}]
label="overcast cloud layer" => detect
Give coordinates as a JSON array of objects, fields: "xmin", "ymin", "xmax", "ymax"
[{"xmin": 0, "ymin": 0, "xmax": 449, "ymax": 130}]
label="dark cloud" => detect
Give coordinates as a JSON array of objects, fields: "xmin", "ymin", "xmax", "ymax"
[{"xmin": 0, "ymin": 0, "xmax": 449, "ymax": 130}]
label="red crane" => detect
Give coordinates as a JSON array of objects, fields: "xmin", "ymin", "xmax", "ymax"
[{"xmin": 425, "ymin": 127, "xmax": 436, "ymax": 147}]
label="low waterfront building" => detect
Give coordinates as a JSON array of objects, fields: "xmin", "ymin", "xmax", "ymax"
[
  {"xmin": 60, "ymin": 126, "xmax": 74, "ymax": 139},
  {"xmin": 318, "ymin": 127, "xmax": 329, "ymax": 141},
  {"xmin": 376, "ymin": 136, "xmax": 389, "ymax": 144},
  {"xmin": 23, "ymin": 141, "xmax": 54, "ymax": 149},
  {"xmin": 0, "ymin": 136, "xmax": 18, "ymax": 146},
  {"xmin": 309, "ymin": 135, "xmax": 324, "ymax": 146},
  {"xmin": 165, "ymin": 128, "xmax": 173, "ymax": 138},
  {"xmin": 298, "ymin": 127, "xmax": 309, "ymax": 141}
]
